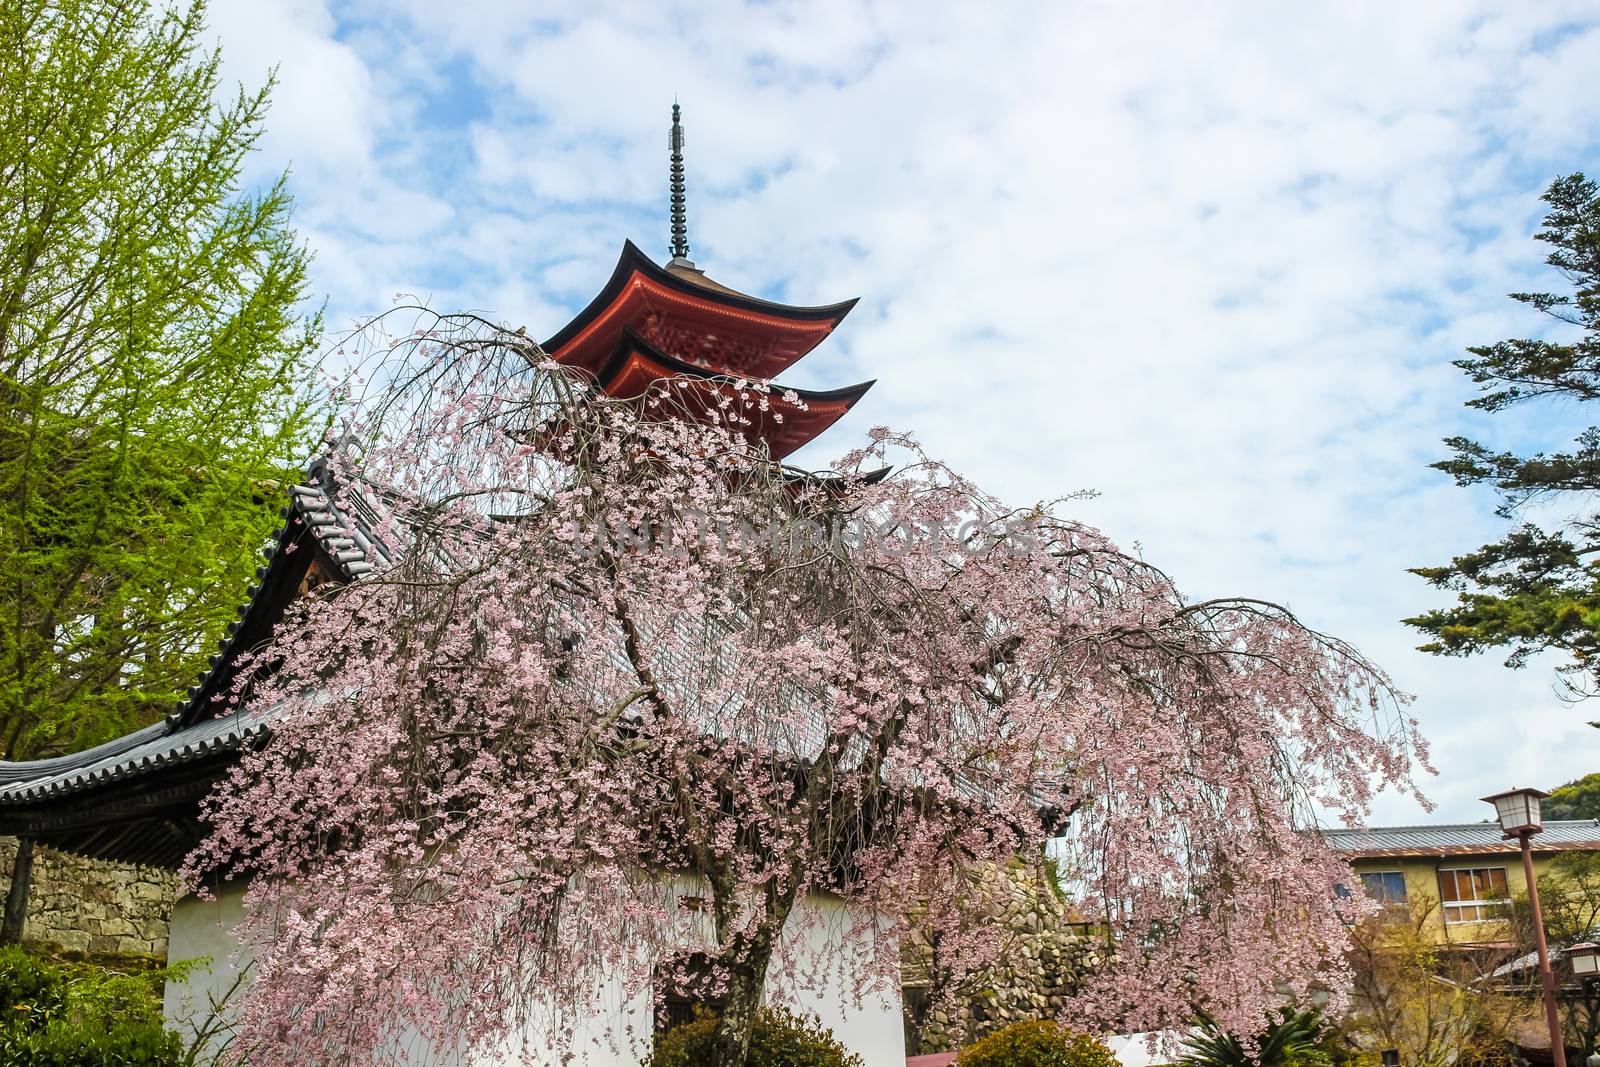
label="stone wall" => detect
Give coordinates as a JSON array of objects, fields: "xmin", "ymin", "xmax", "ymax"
[
  {"xmin": 0, "ymin": 836, "xmax": 176, "ymax": 958},
  {"xmin": 903, "ymin": 862, "xmax": 1106, "ymax": 1054}
]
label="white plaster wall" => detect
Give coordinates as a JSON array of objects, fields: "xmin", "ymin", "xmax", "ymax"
[
  {"xmin": 772, "ymin": 894, "xmax": 906, "ymax": 1067},
  {"xmin": 1107, "ymin": 1032, "xmax": 1188, "ymax": 1067},
  {"xmin": 481, "ymin": 980, "xmax": 655, "ymax": 1067},
  {"xmin": 163, "ymin": 880, "xmax": 904, "ymax": 1067},
  {"xmin": 164, "ymin": 881, "xmax": 251, "ymax": 1057}
]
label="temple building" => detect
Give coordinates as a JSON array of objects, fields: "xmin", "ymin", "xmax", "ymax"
[{"xmin": 0, "ymin": 106, "xmax": 903, "ymax": 1066}]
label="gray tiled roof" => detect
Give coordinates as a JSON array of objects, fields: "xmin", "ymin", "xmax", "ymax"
[
  {"xmin": 0, "ymin": 458, "xmax": 1037, "ymax": 840},
  {"xmin": 161, "ymin": 462, "xmax": 385, "ymax": 730},
  {"xmin": 1323, "ymin": 820, "xmax": 1600, "ymax": 858},
  {"xmin": 0, "ymin": 707, "xmax": 273, "ymax": 804},
  {"xmin": 0, "ymin": 459, "xmax": 378, "ymax": 808}
]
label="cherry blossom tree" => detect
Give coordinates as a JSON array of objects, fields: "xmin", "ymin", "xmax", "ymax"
[{"xmin": 185, "ymin": 313, "xmax": 1430, "ymax": 1066}]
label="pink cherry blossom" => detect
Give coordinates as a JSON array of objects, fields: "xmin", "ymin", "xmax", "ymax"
[{"xmin": 186, "ymin": 314, "xmax": 1428, "ymax": 1067}]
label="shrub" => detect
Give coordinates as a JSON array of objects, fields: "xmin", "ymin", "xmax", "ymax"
[
  {"xmin": 646, "ymin": 1004, "xmax": 865, "ymax": 1067},
  {"xmin": 957, "ymin": 1021, "xmax": 1121, "ymax": 1067},
  {"xmin": 0, "ymin": 945, "xmax": 182, "ymax": 1066},
  {"xmin": 1178, "ymin": 1009, "xmax": 1327, "ymax": 1067}
]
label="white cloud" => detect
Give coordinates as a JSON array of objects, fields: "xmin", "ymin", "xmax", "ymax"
[
  {"xmin": 212, "ymin": 0, "xmax": 1600, "ymax": 822},
  {"xmin": 207, "ymin": 0, "xmax": 378, "ymax": 174}
]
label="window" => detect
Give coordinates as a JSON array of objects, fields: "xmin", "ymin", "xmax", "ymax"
[
  {"xmin": 1438, "ymin": 867, "xmax": 1509, "ymax": 923},
  {"xmin": 653, "ymin": 952, "xmax": 722, "ymax": 1034},
  {"xmin": 1359, "ymin": 871, "xmax": 1407, "ymax": 905}
]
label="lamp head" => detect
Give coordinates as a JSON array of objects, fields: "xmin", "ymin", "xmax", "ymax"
[{"xmin": 1481, "ymin": 787, "xmax": 1551, "ymax": 837}]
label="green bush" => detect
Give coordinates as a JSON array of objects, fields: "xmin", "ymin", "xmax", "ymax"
[
  {"xmin": 0, "ymin": 945, "xmax": 183, "ymax": 1066},
  {"xmin": 957, "ymin": 1021, "xmax": 1121, "ymax": 1067},
  {"xmin": 646, "ymin": 1005, "xmax": 865, "ymax": 1067}
]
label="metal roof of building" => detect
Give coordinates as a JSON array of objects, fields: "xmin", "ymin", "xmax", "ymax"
[{"xmin": 1323, "ymin": 820, "xmax": 1600, "ymax": 858}]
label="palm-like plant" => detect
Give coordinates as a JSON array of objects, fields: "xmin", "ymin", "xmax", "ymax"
[{"xmin": 1179, "ymin": 1008, "xmax": 1328, "ymax": 1067}]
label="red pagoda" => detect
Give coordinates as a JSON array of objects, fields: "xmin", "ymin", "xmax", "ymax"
[{"xmin": 541, "ymin": 104, "xmax": 872, "ymax": 462}]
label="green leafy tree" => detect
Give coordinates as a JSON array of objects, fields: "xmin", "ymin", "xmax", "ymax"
[
  {"xmin": 1509, "ymin": 853, "xmax": 1600, "ymax": 1058},
  {"xmin": 1343, "ymin": 900, "xmax": 1517, "ymax": 1067},
  {"xmin": 0, "ymin": 0, "xmax": 319, "ymax": 940},
  {"xmin": 0, "ymin": 944, "xmax": 183, "ymax": 1065},
  {"xmin": 1545, "ymin": 773, "xmax": 1600, "ymax": 819},
  {"xmin": 1407, "ymin": 174, "xmax": 1600, "ymax": 695}
]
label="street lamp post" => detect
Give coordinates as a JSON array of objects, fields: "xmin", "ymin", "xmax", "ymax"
[
  {"xmin": 1568, "ymin": 944, "xmax": 1600, "ymax": 1067},
  {"xmin": 1485, "ymin": 787, "xmax": 1564, "ymax": 1067}
]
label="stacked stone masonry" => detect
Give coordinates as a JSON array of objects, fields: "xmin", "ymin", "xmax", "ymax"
[
  {"xmin": 904, "ymin": 862, "xmax": 1104, "ymax": 1055},
  {"xmin": 0, "ymin": 836, "xmax": 176, "ymax": 957}
]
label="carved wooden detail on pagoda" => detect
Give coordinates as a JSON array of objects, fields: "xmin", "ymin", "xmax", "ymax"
[{"xmin": 635, "ymin": 311, "xmax": 776, "ymax": 377}]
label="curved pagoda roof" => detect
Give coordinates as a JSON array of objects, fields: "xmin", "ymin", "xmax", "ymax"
[
  {"xmin": 545, "ymin": 240, "xmax": 862, "ymax": 390},
  {"xmin": 597, "ymin": 327, "xmax": 873, "ymax": 461}
]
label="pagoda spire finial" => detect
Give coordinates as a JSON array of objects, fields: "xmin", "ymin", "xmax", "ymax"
[{"xmin": 668, "ymin": 101, "xmax": 694, "ymax": 268}]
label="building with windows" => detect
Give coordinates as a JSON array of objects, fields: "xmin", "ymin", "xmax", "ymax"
[{"xmin": 1324, "ymin": 821, "xmax": 1600, "ymax": 946}]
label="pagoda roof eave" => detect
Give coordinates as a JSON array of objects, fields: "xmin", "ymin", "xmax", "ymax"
[
  {"xmin": 592, "ymin": 328, "xmax": 872, "ymax": 461},
  {"xmin": 781, "ymin": 465, "xmax": 893, "ymax": 495},
  {"xmin": 596, "ymin": 326, "xmax": 875, "ymax": 408},
  {"xmin": 542, "ymin": 240, "xmax": 859, "ymax": 356}
]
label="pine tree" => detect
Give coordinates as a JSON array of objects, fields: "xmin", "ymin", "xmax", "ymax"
[
  {"xmin": 1407, "ymin": 174, "xmax": 1600, "ymax": 695},
  {"xmin": 0, "ymin": 0, "xmax": 319, "ymax": 940}
]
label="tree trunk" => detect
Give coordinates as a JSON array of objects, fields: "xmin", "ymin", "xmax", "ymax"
[
  {"xmin": 1, "ymin": 836, "xmax": 34, "ymax": 945},
  {"xmin": 706, "ymin": 946, "xmax": 775, "ymax": 1067}
]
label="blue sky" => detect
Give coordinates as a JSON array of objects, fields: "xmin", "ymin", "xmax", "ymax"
[{"xmin": 210, "ymin": 0, "xmax": 1600, "ymax": 823}]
